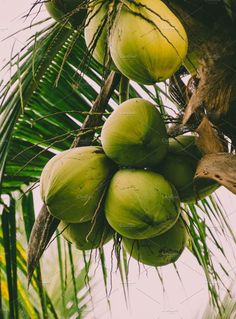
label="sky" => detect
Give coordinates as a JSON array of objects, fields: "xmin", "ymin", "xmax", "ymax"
[{"xmin": 1, "ymin": 2, "xmax": 236, "ymax": 319}]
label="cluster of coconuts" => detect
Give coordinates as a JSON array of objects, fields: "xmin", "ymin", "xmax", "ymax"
[
  {"xmin": 45, "ymin": 0, "xmax": 188, "ymax": 85},
  {"xmin": 40, "ymin": 98, "xmax": 218, "ymax": 267},
  {"xmin": 85, "ymin": 0, "xmax": 188, "ymax": 84},
  {"xmin": 42, "ymin": 0, "xmax": 217, "ymax": 267}
]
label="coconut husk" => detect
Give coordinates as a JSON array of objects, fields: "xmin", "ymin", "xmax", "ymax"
[{"xmin": 195, "ymin": 153, "xmax": 236, "ymax": 194}]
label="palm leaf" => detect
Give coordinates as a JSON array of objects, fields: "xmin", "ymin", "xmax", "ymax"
[
  {"xmin": 199, "ymin": 279, "xmax": 236, "ymax": 318},
  {"xmin": 224, "ymin": 0, "xmax": 236, "ymax": 19},
  {"xmin": 0, "ymin": 191, "xmax": 95, "ymax": 318}
]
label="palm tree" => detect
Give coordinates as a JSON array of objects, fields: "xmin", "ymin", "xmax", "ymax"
[{"xmin": 1, "ymin": 1, "xmax": 236, "ymax": 318}]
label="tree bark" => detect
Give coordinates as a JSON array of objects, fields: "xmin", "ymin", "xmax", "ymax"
[{"xmin": 164, "ymin": 1, "xmax": 236, "ymax": 147}]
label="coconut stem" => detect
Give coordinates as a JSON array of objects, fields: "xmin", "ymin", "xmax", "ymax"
[
  {"xmin": 72, "ymin": 71, "xmax": 121, "ymax": 147},
  {"xmin": 119, "ymin": 75, "xmax": 130, "ymax": 104}
]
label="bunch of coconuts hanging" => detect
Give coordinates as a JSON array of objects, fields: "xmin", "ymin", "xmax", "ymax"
[
  {"xmin": 40, "ymin": 99, "xmax": 218, "ymax": 266},
  {"xmin": 40, "ymin": 0, "xmax": 219, "ymax": 266},
  {"xmin": 84, "ymin": 0, "xmax": 188, "ymax": 84}
]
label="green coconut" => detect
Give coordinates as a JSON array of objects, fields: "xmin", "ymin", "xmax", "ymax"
[
  {"xmin": 122, "ymin": 217, "xmax": 188, "ymax": 267},
  {"xmin": 183, "ymin": 52, "xmax": 199, "ymax": 75},
  {"xmin": 45, "ymin": 0, "xmax": 87, "ymax": 29},
  {"xmin": 40, "ymin": 146, "xmax": 116, "ymax": 223},
  {"xmin": 84, "ymin": 1, "xmax": 110, "ymax": 66},
  {"xmin": 101, "ymin": 98, "xmax": 168, "ymax": 168},
  {"xmin": 104, "ymin": 169, "xmax": 180, "ymax": 239},
  {"xmin": 168, "ymin": 135, "xmax": 203, "ymax": 158},
  {"xmin": 157, "ymin": 135, "xmax": 219, "ymax": 203},
  {"xmin": 109, "ymin": 0, "xmax": 188, "ymax": 84},
  {"xmin": 58, "ymin": 213, "xmax": 114, "ymax": 250}
]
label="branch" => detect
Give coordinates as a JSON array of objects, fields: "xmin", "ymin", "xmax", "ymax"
[{"xmin": 72, "ymin": 71, "xmax": 121, "ymax": 147}]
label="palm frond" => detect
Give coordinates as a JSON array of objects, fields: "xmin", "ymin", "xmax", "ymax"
[
  {"xmin": 200, "ymin": 279, "xmax": 236, "ymax": 319},
  {"xmin": 0, "ymin": 190, "xmax": 95, "ymax": 318}
]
